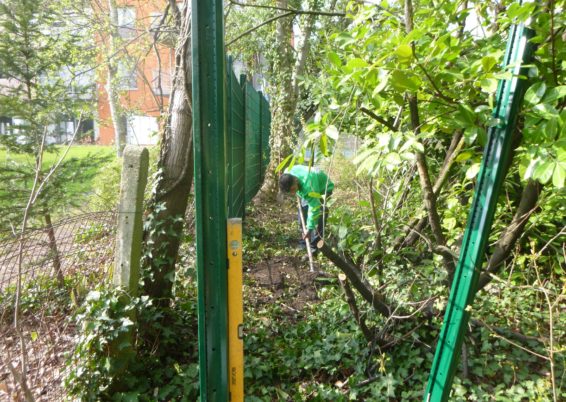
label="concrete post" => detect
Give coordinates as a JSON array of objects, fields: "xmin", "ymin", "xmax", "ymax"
[{"xmin": 114, "ymin": 146, "xmax": 149, "ymax": 296}]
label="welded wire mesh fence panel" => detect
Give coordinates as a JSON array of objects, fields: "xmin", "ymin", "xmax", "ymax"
[
  {"xmin": 0, "ymin": 211, "xmax": 116, "ymax": 401},
  {"xmin": 260, "ymin": 95, "xmax": 271, "ymax": 182},
  {"xmin": 244, "ymin": 83, "xmax": 261, "ymax": 204},
  {"xmin": 227, "ymin": 62, "xmax": 246, "ymax": 218}
]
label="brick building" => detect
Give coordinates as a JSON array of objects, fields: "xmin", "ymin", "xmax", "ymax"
[{"xmin": 95, "ymin": 0, "xmax": 178, "ymax": 146}]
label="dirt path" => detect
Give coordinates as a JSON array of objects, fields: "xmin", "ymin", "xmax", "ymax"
[{"xmin": 243, "ymin": 201, "xmax": 328, "ymax": 314}]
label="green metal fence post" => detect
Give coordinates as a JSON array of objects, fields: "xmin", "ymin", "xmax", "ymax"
[
  {"xmin": 192, "ymin": 1, "xmax": 229, "ymax": 400},
  {"xmin": 424, "ymin": 13, "xmax": 535, "ymax": 402}
]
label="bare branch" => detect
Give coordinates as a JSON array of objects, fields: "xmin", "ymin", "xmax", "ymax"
[
  {"xmin": 360, "ymin": 107, "xmax": 397, "ymax": 131},
  {"xmin": 227, "ymin": 11, "xmax": 294, "ymax": 46},
  {"xmin": 339, "ymin": 274, "xmax": 373, "ymax": 342},
  {"xmin": 415, "ymin": 61, "xmax": 456, "ymax": 104},
  {"xmin": 228, "ymin": 0, "xmax": 345, "ymax": 17},
  {"xmin": 226, "ymin": 0, "xmax": 345, "ymax": 47},
  {"xmin": 30, "ymin": 115, "xmax": 83, "ymax": 205},
  {"xmin": 318, "ymin": 242, "xmax": 392, "ymax": 317}
]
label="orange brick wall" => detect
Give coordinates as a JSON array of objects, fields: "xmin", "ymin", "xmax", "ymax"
[{"xmin": 96, "ymin": 0, "xmax": 175, "ymax": 145}]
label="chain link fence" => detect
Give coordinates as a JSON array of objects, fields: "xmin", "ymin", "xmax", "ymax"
[{"xmin": 0, "ymin": 211, "xmax": 116, "ymax": 401}]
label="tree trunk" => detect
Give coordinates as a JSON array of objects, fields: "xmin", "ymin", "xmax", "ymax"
[
  {"xmin": 476, "ymin": 179, "xmax": 542, "ymax": 291},
  {"xmin": 107, "ymin": 0, "xmax": 128, "ymax": 157},
  {"xmin": 141, "ymin": 5, "xmax": 193, "ymax": 303},
  {"xmin": 318, "ymin": 242, "xmax": 391, "ymax": 317},
  {"xmin": 259, "ymin": 0, "xmax": 297, "ymax": 197},
  {"xmin": 393, "ymin": 131, "xmax": 464, "ymax": 250},
  {"xmin": 404, "ymin": 0, "xmax": 455, "ymax": 278},
  {"xmin": 44, "ymin": 212, "xmax": 64, "ymax": 287}
]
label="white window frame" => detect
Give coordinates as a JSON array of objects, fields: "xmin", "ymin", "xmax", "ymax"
[
  {"xmin": 117, "ymin": 7, "xmax": 136, "ymax": 39},
  {"xmin": 151, "ymin": 68, "xmax": 172, "ymax": 96},
  {"xmin": 117, "ymin": 59, "xmax": 138, "ymax": 90}
]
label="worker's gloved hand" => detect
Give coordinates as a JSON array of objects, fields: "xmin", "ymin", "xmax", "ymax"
[{"xmin": 302, "ymin": 229, "xmax": 312, "ymax": 241}]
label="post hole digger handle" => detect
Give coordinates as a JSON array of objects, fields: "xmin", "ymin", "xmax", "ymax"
[{"xmin": 297, "ymin": 197, "xmax": 315, "ymax": 272}]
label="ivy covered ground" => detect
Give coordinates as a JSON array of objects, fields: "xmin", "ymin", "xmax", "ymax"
[
  {"xmin": 3, "ymin": 166, "xmax": 563, "ymax": 401},
  {"xmin": 239, "ymin": 181, "xmax": 564, "ymax": 401}
]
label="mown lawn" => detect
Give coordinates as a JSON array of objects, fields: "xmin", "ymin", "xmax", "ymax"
[
  {"xmin": 0, "ymin": 145, "xmax": 117, "ymax": 221},
  {"xmin": 0, "ymin": 145, "xmax": 116, "ymax": 167}
]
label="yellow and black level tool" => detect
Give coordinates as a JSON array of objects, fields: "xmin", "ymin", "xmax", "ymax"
[{"xmin": 227, "ymin": 218, "xmax": 244, "ymax": 401}]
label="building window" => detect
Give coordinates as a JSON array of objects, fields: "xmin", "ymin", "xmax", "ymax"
[
  {"xmin": 0, "ymin": 116, "xmax": 12, "ymax": 135},
  {"xmin": 149, "ymin": 12, "xmax": 163, "ymax": 32},
  {"xmin": 152, "ymin": 68, "xmax": 172, "ymax": 96},
  {"xmin": 117, "ymin": 7, "xmax": 136, "ymax": 39},
  {"xmin": 117, "ymin": 59, "xmax": 137, "ymax": 90}
]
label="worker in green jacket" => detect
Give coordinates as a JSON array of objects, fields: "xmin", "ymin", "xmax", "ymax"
[{"xmin": 279, "ymin": 165, "xmax": 334, "ymax": 251}]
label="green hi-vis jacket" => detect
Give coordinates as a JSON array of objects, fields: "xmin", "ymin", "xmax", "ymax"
[{"xmin": 287, "ymin": 165, "xmax": 334, "ymax": 230}]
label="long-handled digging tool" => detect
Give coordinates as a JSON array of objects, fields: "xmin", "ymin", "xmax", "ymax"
[{"xmin": 297, "ymin": 197, "xmax": 315, "ymax": 272}]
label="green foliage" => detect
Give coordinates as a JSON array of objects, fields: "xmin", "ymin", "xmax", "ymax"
[
  {"xmin": 304, "ymin": 0, "xmax": 565, "ymax": 189},
  {"xmin": 0, "ymin": 0, "xmax": 98, "ymax": 230},
  {"xmin": 65, "ymin": 286, "xmax": 199, "ymax": 401},
  {"xmin": 0, "ymin": 151, "xmax": 112, "ymax": 230},
  {"xmin": 243, "ymin": 263, "xmax": 560, "ymax": 400},
  {"xmin": 0, "ymin": 0, "xmax": 94, "ymax": 153},
  {"xmin": 0, "ymin": 274, "xmax": 75, "ymax": 324},
  {"xmin": 89, "ymin": 157, "xmax": 123, "ymax": 212},
  {"xmin": 52, "ymin": 2, "xmax": 565, "ymax": 401},
  {"xmin": 90, "ymin": 145, "xmax": 159, "ymax": 212}
]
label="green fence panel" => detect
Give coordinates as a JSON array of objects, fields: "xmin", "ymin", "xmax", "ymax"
[
  {"xmin": 244, "ymin": 83, "xmax": 261, "ymax": 203},
  {"xmin": 260, "ymin": 94, "xmax": 271, "ymax": 182},
  {"xmin": 226, "ymin": 59, "xmax": 246, "ymax": 218}
]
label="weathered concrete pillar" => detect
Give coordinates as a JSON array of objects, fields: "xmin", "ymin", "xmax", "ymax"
[{"xmin": 114, "ymin": 146, "xmax": 149, "ymax": 296}]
